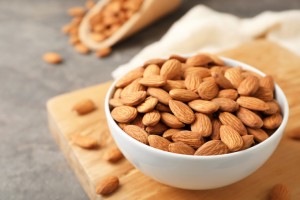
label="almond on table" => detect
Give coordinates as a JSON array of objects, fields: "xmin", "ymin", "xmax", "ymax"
[
  {"xmin": 43, "ymin": 52, "xmax": 63, "ymax": 64},
  {"xmin": 109, "ymin": 53, "xmax": 283, "ymax": 156}
]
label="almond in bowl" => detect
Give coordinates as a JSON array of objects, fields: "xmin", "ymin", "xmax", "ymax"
[{"xmin": 104, "ymin": 53, "xmax": 289, "ymax": 190}]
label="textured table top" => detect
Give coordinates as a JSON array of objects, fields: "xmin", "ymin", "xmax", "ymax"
[{"xmin": 1, "ymin": 0, "xmax": 299, "ymax": 199}]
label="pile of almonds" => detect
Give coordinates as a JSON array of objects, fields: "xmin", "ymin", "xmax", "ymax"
[
  {"xmin": 61, "ymin": 0, "xmax": 143, "ymax": 58},
  {"xmin": 109, "ymin": 53, "xmax": 283, "ymax": 156}
]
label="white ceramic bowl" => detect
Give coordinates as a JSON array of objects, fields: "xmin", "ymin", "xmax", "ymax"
[{"xmin": 104, "ymin": 57, "xmax": 289, "ymax": 190}]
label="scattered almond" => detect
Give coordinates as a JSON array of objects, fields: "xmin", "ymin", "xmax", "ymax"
[
  {"xmin": 269, "ymin": 184, "xmax": 290, "ymax": 200},
  {"xmin": 104, "ymin": 147, "xmax": 124, "ymax": 163},
  {"xmin": 73, "ymin": 99, "xmax": 96, "ymax": 115},
  {"xmin": 43, "ymin": 52, "xmax": 63, "ymax": 64},
  {"xmin": 74, "ymin": 43, "xmax": 90, "ymax": 54},
  {"xmin": 95, "ymin": 47, "xmax": 112, "ymax": 58},
  {"xmin": 96, "ymin": 176, "xmax": 119, "ymax": 195},
  {"xmin": 72, "ymin": 135, "xmax": 98, "ymax": 149}
]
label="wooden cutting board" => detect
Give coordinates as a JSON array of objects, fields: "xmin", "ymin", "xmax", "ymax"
[{"xmin": 47, "ymin": 40, "xmax": 300, "ymax": 200}]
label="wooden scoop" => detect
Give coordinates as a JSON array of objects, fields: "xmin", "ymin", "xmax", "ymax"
[{"xmin": 79, "ymin": 0, "xmax": 181, "ymax": 50}]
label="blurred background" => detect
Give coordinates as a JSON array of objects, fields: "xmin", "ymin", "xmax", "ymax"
[{"xmin": 1, "ymin": 0, "xmax": 299, "ymax": 199}]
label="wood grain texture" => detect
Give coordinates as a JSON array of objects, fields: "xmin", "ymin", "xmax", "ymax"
[{"xmin": 47, "ymin": 40, "xmax": 300, "ymax": 200}]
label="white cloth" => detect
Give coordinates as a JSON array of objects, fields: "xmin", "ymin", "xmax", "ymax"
[{"xmin": 112, "ymin": 5, "xmax": 300, "ymax": 79}]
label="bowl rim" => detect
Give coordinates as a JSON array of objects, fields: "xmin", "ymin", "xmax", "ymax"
[{"xmin": 104, "ymin": 56, "xmax": 289, "ymax": 161}]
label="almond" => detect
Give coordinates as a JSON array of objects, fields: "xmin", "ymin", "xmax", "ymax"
[
  {"xmin": 237, "ymin": 75, "xmax": 260, "ymax": 96},
  {"xmin": 264, "ymin": 100, "xmax": 280, "ymax": 115},
  {"xmin": 269, "ymin": 184, "xmax": 290, "ymax": 200},
  {"xmin": 263, "ymin": 113, "xmax": 283, "ymax": 129},
  {"xmin": 139, "ymin": 75, "xmax": 166, "ymax": 87},
  {"xmin": 194, "ymin": 140, "xmax": 229, "ymax": 156},
  {"xmin": 131, "ymin": 114, "xmax": 145, "ymax": 129},
  {"xmin": 191, "ymin": 113, "xmax": 212, "ymax": 137},
  {"xmin": 74, "ymin": 43, "xmax": 90, "ymax": 54},
  {"xmin": 217, "ymin": 89, "xmax": 238, "ymax": 100},
  {"xmin": 183, "ymin": 67, "xmax": 211, "ymax": 78},
  {"xmin": 43, "ymin": 52, "xmax": 63, "ymax": 64},
  {"xmin": 142, "ymin": 110, "xmax": 161, "ymax": 126},
  {"xmin": 162, "ymin": 129, "xmax": 182, "ymax": 140},
  {"xmin": 237, "ymin": 96, "xmax": 269, "ymax": 111},
  {"xmin": 124, "ymin": 125, "xmax": 148, "ymax": 144},
  {"xmin": 162, "ymin": 80, "xmax": 186, "ymax": 91},
  {"xmin": 147, "ymin": 87, "xmax": 172, "ymax": 105},
  {"xmin": 260, "ymin": 75, "xmax": 275, "ymax": 92},
  {"xmin": 169, "ymin": 100, "xmax": 195, "ymax": 124},
  {"xmin": 172, "ymin": 131, "xmax": 204, "ymax": 149},
  {"xmin": 95, "ymin": 47, "xmax": 112, "ymax": 58},
  {"xmin": 225, "ymin": 67, "xmax": 243, "ymax": 89},
  {"xmin": 169, "ymin": 54, "xmax": 187, "ymax": 63},
  {"xmin": 241, "ymin": 135, "xmax": 255, "ymax": 150},
  {"xmin": 73, "ymin": 99, "xmax": 96, "ymax": 115},
  {"xmin": 184, "ymin": 74, "xmax": 202, "ymax": 92},
  {"xmin": 148, "ymin": 135, "xmax": 171, "ymax": 151},
  {"xmin": 169, "ymin": 89, "xmax": 199, "ymax": 102},
  {"xmin": 155, "ymin": 103, "xmax": 171, "ymax": 112},
  {"xmin": 111, "ymin": 106, "xmax": 137, "ymax": 123},
  {"xmin": 160, "ymin": 59, "xmax": 182, "ymax": 80},
  {"xmin": 68, "ymin": 7, "xmax": 85, "ymax": 17},
  {"xmin": 117, "ymin": 123, "xmax": 128, "ymax": 130},
  {"xmin": 211, "ymin": 119, "xmax": 222, "ymax": 140},
  {"xmin": 121, "ymin": 91, "xmax": 146, "ymax": 106},
  {"xmin": 161, "ymin": 112, "xmax": 185, "ymax": 128},
  {"xmin": 247, "ymin": 128, "xmax": 269, "ymax": 142},
  {"xmin": 143, "ymin": 64, "xmax": 160, "ymax": 78},
  {"xmin": 212, "ymin": 71, "xmax": 234, "ymax": 89},
  {"xmin": 116, "ymin": 68, "xmax": 144, "ymax": 88},
  {"xmin": 168, "ymin": 142, "xmax": 195, "ymax": 155},
  {"xmin": 237, "ymin": 107, "xmax": 263, "ymax": 128},
  {"xmin": 209, "ymin": 54, "xmax": 224, "ymax": 65},
  {"xmin": 202, "ymin": 76, "xmax": 216, "ymax": 83},
  {"xmin": 109, "ymin": 98, "xmax": 123, "ymax": 107},
  {"xmin": 72, "ymin": 135, "xmax": 98, "ymax": 149},
  {"xmin": 103, "ymin": 147, "xmax": 124, "ymax": 163},
  {"xmin": 186, "ymin": 53, "xmax": 213, "ymax": 66},
  {"xmin": 197, "ymin": 81, "xmax": 219, "ymax": 100},
  {"xmin": 219, "ymin": 112, "xmax": 248, "ymax": 136},
  {"xmin": 254, "ymin": 87, "xmax": 274, "ymax": 101},
  {"xmin": 137, "ymin": 97, "xmax": 158, "ymax": 113},
  {"xmin": 96, "ymin": 176, "xmax": 119, "ymax": 195},
  {"xmin": 143, "ymin": 58, "xmax": 166, "ymax": 67},
  {"xmin": 211, "ymin": 97, "xmax": 239, "ymax": 112},
  {"xmin": 145, "ymin": 122, "xmax": 168, "ymax": 135},
  {"xmin": 121, "ymin": 78, "xmax": 146, "ymax": 98},
  {"xmin": 113, "ymin": 88, "xmax": 122, "ymax": 99},
  {"xmin": 188, "ymin": 99, "xmax": 219, "ymax": 114},
  {"xmin": 220, "ymin": 125, "xmax": 244, "ymax": 152}
]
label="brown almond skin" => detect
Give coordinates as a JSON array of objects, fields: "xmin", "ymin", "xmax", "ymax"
[
  {"xmin": 73, "ymin": 99, "xmax": 96, "ymax": 115},
  {"xmin": 72, "ymin": 135, "xmax": 98, "ymax": 149},
  {"xmin": 139, "ymin": 75, "xmax": 166, "ymax": 87},
  {"xmin": 123, "ymin": 125, "xmax": 148, "ymax": 144},
  {"xmin": 219, "ymin": 112, "xmax": 248, "ymax": 136},
  {"xmin": 143, "ymin": 58, "xmax": 166, "ymax": 67},
  {"xmin": 198, "ymin": 81, "xmax": 219, "ymax": 100},
  {"xmin": 191, "ymin": 113, "xmax": 212, "ymax": 137},
  {"xmin": 96, "ymin": 176, "xmax": 119, "ymax": 195},
  {"xmin": 247, "ymin": 128, "xmax": 269, "ymax": 142},
  {"xmin": 160, "ymin": 59, "xmax": 182, "ymax": 80},
  {"xmin": 186, "ymin": 54, "xmax": 213, "ymax": 66},
  {"xmin": 260, "ymin": 75, "xmax": 275, "ymax": 92},
  {"xmin": 162, "ymin": 129, "xmax": 182, "ymax": 140},
  {"xmin": 212, "ymin": 97, "xmax": 239, "ymax": 112},
  {"xmin": 163, "ymin": 80, "xmax": 186, "ymax": 91},
  {"xmin": 161, "ymin": 112, "xmax": 185, "ymax": 129},
  {"xmin": 237, "ymin": 96, "xmax": 269, "ymax": 111},
  {"xmin": 121, "ymin": 91, "xmax": 147, "ymax": 106},
  {"xmin": 172, "ymin": 131, "xmax": 204, "ymax": 149},
  {"xmin": 269, "ymin": 184, "xmax": 290, "ymax": 200},
  {"xmin": 145, "ymin": 122, "xmax": 168, "ymax": 135},
  {"xmin": 103, "ymin": 147, "xmax": 124, "ymax": 163},
  {"xmin": 184, "ymin": 74, "xmax": 202, "ymax": 92},
  {"xmin": 254, "ymin": 87, "xmax": 274, "ymax": 101},
  {"xmin": 131, "ymin": 114, "xmax": 145, "ymax": 129},
  {"xmin": 183, "ymin": 67, "xmax": 211, "ymax": 78},
  {"xmin": 109, "ymin": 98, "xmax": 123, "ymax": 108},
  {"xmin": 136, "ymin": 97, "xmax": 158, "ymax": 113},
  {"xmin": 120, "ymin": 78, "xmax": 146, "ymax": 99},
  {"xmin": 169, "ymin": 54, "xmax": 187, "ymax": 62},
  {"xmin": 237, "ymin": 75, "xmax": 260, "ymax": 96},
  {"xmin": 169, "ymin": 89, "xmax": 199, "ymax": 102},
  {"xmin": 43, "ymin": 52, "xmax": 62, "ymax": 64},
  {"xmin": 111, "ymin": 106, "xmax": 137, "ymax": 123},
  {"xmin": 212, "ymin": 71, "xmax": 235, "ymax": 89},
  {"xmin": 220, "ymin": 125, "xmax": 244, "ymax": 152},
  {"xmin": 116, "ymin": 68, "xmax": 144, "ymax": 88},
  {"xmin": 143, "ymin": 64, "xmax": 160, "ymax": 78},
  {"xmin": 194, "ymin": 140, "xmax": 229, "ymax": 156},
  {"xmin": 237, "ymin": 107, "xmax": 263, "ymax": 128},
  {"xmin": 264, "ymin": 100, "xmax": 280, "ymax": 115},
  {"xmin": 241, "ymin": 135, "xmax": 255, "ymax": 150},
  {"xmin": 263, "ymin": 113, "xmax": 283, "ymax": 129},
  {"xmin": 169, "ymin": 100, "xmax": 195, "ymax": 124},
  {"xmin": 211, "ymin": 119, "xmax": 222, "ymax": 140},
  {"xmin": 225, "ymin": 67, "xmax": 244, "ymax": 89},
  {"xmin": 168, "ymin": 142, "xmax": 195, "ymax": 155},
  {"xmin": 148, "ymin": 135, "xmax": 171, "ymax": 151},
  {"xmin": 155, "ymin": 103, "xmax": 171, "ymax": 112},
  {"xmin": 147, "ymin": 87, "xmax": 172, "ymax": 105},
  {"xmin": 142, "ymin": 110, "xmax": 161, "ymax": 126},
  {"xmin": 188, "ymin": 99, "xmax": 219, "ymax": 114},
  {"xmin": 217, "ymin": 89, "xmax": 238, "ymax": 100}
]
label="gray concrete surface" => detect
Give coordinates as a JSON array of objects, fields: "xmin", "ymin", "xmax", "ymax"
[{"xmin": 1, "ymin": 0, "xmax": 299, "ymax": 199}]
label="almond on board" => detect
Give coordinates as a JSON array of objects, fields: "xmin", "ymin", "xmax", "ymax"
[
  {"xmin": 103, "ymin": 147, "xmax": 124, "ymax": 163},
  {"xmin": 72, "ymin": 135, "xmax": 98, "ymax": 149},
  {"xmin": 73, "ymin": 99, "xmax": 96, "ymax": 115},
  {"xmin": 269, "ymin": 184, "xmax": 290, "ymax": 200},
  {"xmin": 96, "ymin": 176, "xmax": 119, "ymax": 195}
]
